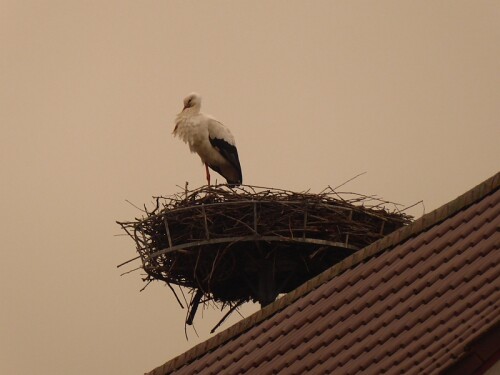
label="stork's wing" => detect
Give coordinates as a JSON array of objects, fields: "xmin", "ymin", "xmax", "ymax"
[{"xmin": 208, "ymin": 119, "xmax": 243, "ymax": 184}]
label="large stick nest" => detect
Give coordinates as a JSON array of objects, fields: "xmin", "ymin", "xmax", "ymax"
[{"xmin": 117, "ymin": 184, "xmax": 412, "ymax": 326}]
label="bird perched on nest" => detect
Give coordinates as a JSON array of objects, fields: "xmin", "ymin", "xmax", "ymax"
[{"xmin": 173, "ymin": 92, "xmax": 243, "ymax": 185}]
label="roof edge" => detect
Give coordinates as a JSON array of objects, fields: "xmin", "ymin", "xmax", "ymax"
[
  {"xmin": 441, "ymin": 322, "xmax": 500, "ymax": 375},
  {"xmin": 147, "ymin": 171, "xmax": 500, "ymax": 375}
]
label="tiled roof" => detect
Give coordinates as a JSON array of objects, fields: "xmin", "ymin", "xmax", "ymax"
[{"xmin": 148, "ymin": 172, "xmax": 500, "ymax": 375}]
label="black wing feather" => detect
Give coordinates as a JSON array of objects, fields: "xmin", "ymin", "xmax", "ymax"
[{"xmin": 209, "ymin": 136, "xmax": 243, "ymax": 184}]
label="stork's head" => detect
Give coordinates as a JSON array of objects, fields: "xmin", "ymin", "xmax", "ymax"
[{"xmin": 182, "ymin": 92, "xmax": 202, "ymax": 113}]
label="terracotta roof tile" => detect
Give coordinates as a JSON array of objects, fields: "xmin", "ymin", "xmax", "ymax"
[{"xmin": 148, "ymin": 172, "xmax": 499, "ymax": 375}]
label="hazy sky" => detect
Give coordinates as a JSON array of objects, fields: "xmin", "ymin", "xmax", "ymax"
[{"xmin": 1, "ymin": 1, "xmax": 499, "ymax": 374}]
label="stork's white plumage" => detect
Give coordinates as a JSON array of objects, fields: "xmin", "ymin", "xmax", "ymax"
[{"xmin": 173, "ymin": 93, "xmax": 243, "ymax": 185}]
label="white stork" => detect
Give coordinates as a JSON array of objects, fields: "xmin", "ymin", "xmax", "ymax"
[{"xmin": 173, "ymin": 93, "xmax": 243, "ymax": 185}]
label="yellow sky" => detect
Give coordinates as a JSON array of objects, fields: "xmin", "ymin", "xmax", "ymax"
[{"xmin": 1, "ymin": 1, "xmax": 499, "ymax": 374}]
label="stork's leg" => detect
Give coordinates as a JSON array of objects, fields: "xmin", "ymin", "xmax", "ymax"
[{"xmin": 205, "ymin": 163, "xmax": 211, "ymax": 186}]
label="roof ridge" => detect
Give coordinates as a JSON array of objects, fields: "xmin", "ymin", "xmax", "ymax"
[{"xmin": 147, "ymin": 171, "xmax": 500, "ymax": 375}]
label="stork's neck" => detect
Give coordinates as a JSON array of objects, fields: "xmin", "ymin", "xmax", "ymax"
[
  {"xmin": 176, "ymin": 110, "xmax": 202, "ymax": 128},
  {"xmin": 180, "ymin": 106, "xmax": 201, "ymax": 116}
]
